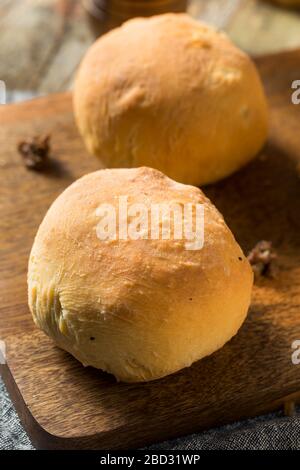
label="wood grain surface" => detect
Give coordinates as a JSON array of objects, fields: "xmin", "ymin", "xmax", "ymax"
[{"xmin": 1, "ymin": 50, "xmax": 300, "ymax": 449}]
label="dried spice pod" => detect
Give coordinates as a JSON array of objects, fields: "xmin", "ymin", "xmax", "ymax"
[
  {"xmin": 247, "ymin": 240, "xmax": 278, "ymax": 280},
  {"xmin": 18, "ymin": 135, "xmax": 51, "ymax": 171}
]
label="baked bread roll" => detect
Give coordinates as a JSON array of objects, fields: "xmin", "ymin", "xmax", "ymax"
[
  {"xmin": 28, "ymin": 167, "xmax": 253, "ymax": 382},
  {"xmin": 73, "ymin": 13, "xmax": 268, "ymax": 186}
]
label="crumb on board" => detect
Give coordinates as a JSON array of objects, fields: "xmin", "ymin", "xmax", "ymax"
[
  {"xmin": 18, "ymin": 134, "xmax": 51, "ymax": 170},
  {"xmin": 247, "ymin": 240, "xmax": 278, "ymax": 280}
]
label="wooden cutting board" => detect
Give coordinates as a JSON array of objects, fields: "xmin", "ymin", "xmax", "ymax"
[{"xmin": 1, "ymin": 50, "xmax": 300, "ymax": 450}]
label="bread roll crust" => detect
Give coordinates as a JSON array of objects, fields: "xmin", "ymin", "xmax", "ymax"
[
  {"xmin": 73, "ymin": 13, "xmax": 268, "ymax": 186},
  {"xmin": 28, "ymin": 167, "xmax": 253, "ymax": 382}
]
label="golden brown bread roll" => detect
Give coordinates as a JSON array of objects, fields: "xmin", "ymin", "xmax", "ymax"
[
  {"xmin": 28, "ymin": 167, "xmax": 253, "ymax": 382},
  {"xmin": 73, "ymin": 13, "xmax": 268, "ymax": 186}
]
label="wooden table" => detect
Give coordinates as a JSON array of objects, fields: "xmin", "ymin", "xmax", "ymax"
[{"xmin": 1, "ymin": 0, "xmax": 300, "ymax": 102}]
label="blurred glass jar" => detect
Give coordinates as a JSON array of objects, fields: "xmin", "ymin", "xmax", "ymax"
[{"xmin": 83, "ymin": 0, "xmax": 188, "ymax": 34}]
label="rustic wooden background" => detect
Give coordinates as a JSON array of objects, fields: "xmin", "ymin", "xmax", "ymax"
[{"xmin": 1, "ymin": 0, "xmax": 300, "ymax": 103}]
